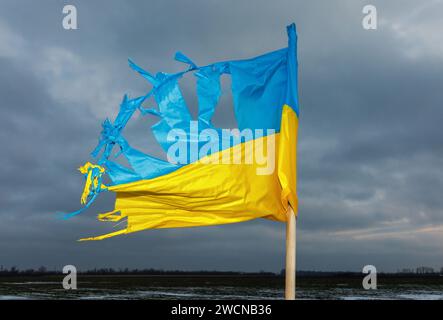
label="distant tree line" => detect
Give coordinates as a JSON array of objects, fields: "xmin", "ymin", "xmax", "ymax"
[
  {"xmin": 0, "ymin": 265, "xmax": 277, "ymax": 277},
  {"xmin": 1, "ymin": 266, "xmax": 442, "ymax": 277}
]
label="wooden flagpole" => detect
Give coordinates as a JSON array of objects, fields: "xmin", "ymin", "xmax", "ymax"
[{"xmin": 285, "ymin": 206, "xmax": 296, "ymax": 300}]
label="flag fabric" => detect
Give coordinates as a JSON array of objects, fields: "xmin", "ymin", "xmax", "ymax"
[{"xmin": 64, "ymin": 24, "xmax": 299, "ymax": 241}]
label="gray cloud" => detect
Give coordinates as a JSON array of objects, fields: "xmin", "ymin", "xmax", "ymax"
[{"xmin": 0, "ymin": 0, "xmax": 442, "ymax": 272}]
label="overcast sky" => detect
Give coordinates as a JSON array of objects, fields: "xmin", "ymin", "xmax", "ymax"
[{"xmin": 0, "ymin": 0, "xmax": 442, "ymax": 272}]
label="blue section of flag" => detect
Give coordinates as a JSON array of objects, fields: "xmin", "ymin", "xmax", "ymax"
[{"xmin": 90, "ymin": 24, "xmax": 298, "ymax": 185}]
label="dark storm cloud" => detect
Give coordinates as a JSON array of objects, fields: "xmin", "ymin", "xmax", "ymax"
[{"xmin": 0, "ymin": 0, "xmax": 442, "ymax": 272}]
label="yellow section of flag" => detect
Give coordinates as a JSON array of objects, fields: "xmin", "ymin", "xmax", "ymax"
[{"xmin": 80, "ymin": 104, "xmax": 298, "ymax": 241}]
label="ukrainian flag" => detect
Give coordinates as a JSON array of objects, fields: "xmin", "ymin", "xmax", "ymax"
[{"xmin": 64, "ymin": 24, "xmax": 299, "ymax": 241}]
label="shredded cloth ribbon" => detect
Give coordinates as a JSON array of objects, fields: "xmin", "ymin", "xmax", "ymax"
[
  {"xmin": 60, "ymin": 162, "xmax": 107, "ymax": 219},
  {"xmin": 79, "ymin": 162, "xmax": 106, "ymax": 205}
]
